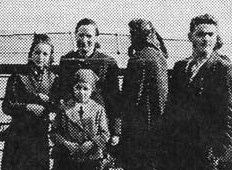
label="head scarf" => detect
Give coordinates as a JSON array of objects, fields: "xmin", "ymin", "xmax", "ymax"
[{"xmin": 128, "ymin": 19, "xmax": 168, "ymax": 58}]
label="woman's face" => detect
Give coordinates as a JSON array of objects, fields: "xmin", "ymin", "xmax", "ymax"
[
  {"xmin": 73, "ymin": 82, "xmax": 93, "ymax": 103},
  {"xmin": 31, "ymin": 43, "xmax": 52, "ymax": 68},
  {"xmin": 75, "ymin": 24, "xmax": 97, "ymax": 57}
]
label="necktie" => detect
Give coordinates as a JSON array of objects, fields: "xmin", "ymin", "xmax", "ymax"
[
  {"xmin": 187, "ymin": 61, "xmax": 196, "ymax": 79},
  {"xmin": 79, "ymin": 106, "xmax": 84, "ymax": 119}
]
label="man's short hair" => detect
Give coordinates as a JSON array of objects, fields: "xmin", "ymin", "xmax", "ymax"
[
  {"xmin": 190, "ymin": 14, "xmax": 218, "ymax": 33},
  {"xmin": 75, "ymin": 18, "xmax": 100, "ymax": 36},
  {"xmin": 189, "ymin": 14, "xmax": 223, "ymax": 50}
]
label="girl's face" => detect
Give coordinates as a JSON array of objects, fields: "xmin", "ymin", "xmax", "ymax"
[
  {"xmin": 31, "ymin": 43, "xmax": 52, "ymax": 68},
  {"xmin": 73, "ymin": 82, "xmax": 93, "ymax": 103}
]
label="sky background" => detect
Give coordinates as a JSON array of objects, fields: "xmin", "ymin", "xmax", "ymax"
[
  {"xmin": 0, "ymin": 0, "xmax": 232, "ymax": 42},
  {"xmin": 0, "ymin": 0, "xmax": 232, "ymax": 69}
]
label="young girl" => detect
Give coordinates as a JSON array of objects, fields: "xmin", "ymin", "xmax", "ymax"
[
  {"xmin": 51, "ymin": 69, "xmax": 110, "ymax": 170},
  {"xmin": 1, "ymin": 34, "xmax": 56, "ymax": 170}
]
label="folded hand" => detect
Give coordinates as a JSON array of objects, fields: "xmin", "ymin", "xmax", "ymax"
[
  {"xmin": 26, "ymin": 104, "xmax": 45, "ymax": 116},
  {"xmin": 80, "ymin": 141, "xmax": 93, "ymax": 154},
  {"xmin": 111, "ymin": 136, "xmax": 120, "ymax": 146},
  {"xmin": 38, "ymin": 93, "xmax": 49, "ymax": 102},
  {"xmin": 64, "ymin": 141, "xmax": 80, "ymax": 154}
]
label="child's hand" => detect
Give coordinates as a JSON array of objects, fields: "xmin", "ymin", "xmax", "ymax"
[
  {"xmin": 64, "ymin": 141, "xmax": 80, "ymax": 154},
  {"xmin": 26, "ymin": 104, "xmax": 45, "ymax": 116},
  {"xmin": 60, "ymin": 99, "xmax": 66, "ymax": 110},
  {"xmin": 111, "ymin": 136, "xmax": 120, "ymax": 146},
  {"xmin": 60, "ymin": 99, "xmax": 75, "ymax": 110},
  {"xmin": 80, "ymin": 141, "xmax": 94, "ymax": 154},
  {"xmin": 38, "ymin": 93, "xmax": 49, "ymax": 102}
]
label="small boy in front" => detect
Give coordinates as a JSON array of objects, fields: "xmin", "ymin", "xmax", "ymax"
[{"xmin": 51, "ymin": 69, "xmax": 110, "ymax": 170}]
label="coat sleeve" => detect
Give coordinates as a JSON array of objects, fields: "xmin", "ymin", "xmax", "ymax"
[
  {"xmin": 212, "ymin": 64, "xmax": 232, "ymax": 159},
  {"xmin": 154, "ymin": 52, "xmax": 168, "ymax": 115},
  {"xmin": 103, "ymin": 60, "xmax": 121, "ymax": 135},
  {"xmin": 92, "ymin": 107, "xmax": 110, "ymax": 149},
  {"xmin": 142, "ymin": 48, "xmax": 168, "ymax": 115},
  {"xmin": 2, "ymin": 74, "xmax": 27, "ymax": 117}
]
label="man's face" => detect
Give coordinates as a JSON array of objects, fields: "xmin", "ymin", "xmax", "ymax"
[
  {"xmin": 189, "ymin": 24, "xmax": 218, "ymax": 56},
  {"xmin": 75, "ymin": 24, "xmax": 97, "ymax": 57}
]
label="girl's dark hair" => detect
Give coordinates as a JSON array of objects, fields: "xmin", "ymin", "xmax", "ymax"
[
  {"xmin": 28, "ymin": 34, "xmax": 54, "ymax": 65},
  {"xmin": 190, "ymin": 14, "xmax": 223, "ymax": 50}
]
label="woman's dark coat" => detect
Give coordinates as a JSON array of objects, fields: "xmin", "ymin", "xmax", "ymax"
[
  {"xmin": 1, "ymin": 67, "xmax": 56, "ymax": 170},
  {"xmin": 120, "ymin": 46, "xmax": 168, "ymax": 170}
]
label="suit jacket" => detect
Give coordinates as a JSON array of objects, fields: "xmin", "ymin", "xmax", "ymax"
[
  {"xmin": 163, "ymin": 52, "xmax": 232, "ymax": 170},
  {"xmin": 52, "ymin": 99, "xmax": 110, "ymax": 163}
]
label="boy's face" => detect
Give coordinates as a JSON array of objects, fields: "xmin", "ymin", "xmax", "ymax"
[
  {"xmin": 73, "ymin": 82, "xmax": 93, "ymax": 103},
  {"xmin": 31, "ymin": 43, "xmax": 51, "ymax": 68},
  {"xmin": 189, "ymin": 23, "xmax": 218, "ymax": 56},
  {"xmin": 75, "ymin": 24, "xmax": 97, "ymax": 57}
]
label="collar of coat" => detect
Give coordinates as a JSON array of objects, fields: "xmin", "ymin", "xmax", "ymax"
[
  {"xmin": 61, "ymin": 50, "xmax": 116, "ymax": 63},
  {"xmin": 184, "ymin": 51, "xmax": 231, "ymax": 69}
]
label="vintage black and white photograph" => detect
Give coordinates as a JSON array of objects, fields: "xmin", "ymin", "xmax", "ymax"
[{"xmin": 0, "ymin": 0, "xmax": 232, "ymax": 169}]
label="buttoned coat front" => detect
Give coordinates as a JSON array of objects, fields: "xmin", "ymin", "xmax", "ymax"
[{"xmin": 162, "ymin": 53, "xmax": 232, "ymax": 170}]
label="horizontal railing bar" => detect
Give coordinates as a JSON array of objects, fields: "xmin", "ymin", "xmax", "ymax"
[
  {"xmin": 0, "ymin": 31, "xmax": 72, "ymax": 37},
  {"xmin": 0, "ymin": 123, "xmax": 10, "ymax": 125},
  {"xmin": 0, "ymin": 32, "xmax": 191, "ymax": 42},
  {"xmin": 0, "ymin": 51, "xmax": 124, "ymax": 54},
  {"xmin": 0, "ymin": 75, "xmax": 10, "ymax": 78},
  {"xmin": 0, "ymin": 52, "xmax": 68, "ymax": 54},
  {"xmin": 1, "ymin": 32, "xmax": 232, "ymax": 45}
]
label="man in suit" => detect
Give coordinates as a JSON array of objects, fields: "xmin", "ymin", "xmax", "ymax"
[{"xmin": 163, "ymin": 14, "xmax": 232, "ymax": 170}]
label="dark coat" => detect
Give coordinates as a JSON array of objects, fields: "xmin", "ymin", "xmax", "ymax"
[
  {"xmin": 162, "ymin": 53, "xmax": 232, "ymax": 170},
  {"xmin": 56, "ymin": 50, "xmax": 120, "ymax": 135},
  {"xmin": 1, "ymin": 67, "xmax": 56, "ymax": 170},
  {"xmin": 120, "ymin": 46, "xmax": 168, "ymax": 170}
]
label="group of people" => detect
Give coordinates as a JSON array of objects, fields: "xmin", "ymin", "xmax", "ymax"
[{"xmin": 1, "ymin": 13, "xmax": 232, "ymax": 170}]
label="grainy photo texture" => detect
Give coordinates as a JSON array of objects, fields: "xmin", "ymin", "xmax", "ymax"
[{"xmin": 0, "ymin": 1, "xmax": 232, "ymax": 170}]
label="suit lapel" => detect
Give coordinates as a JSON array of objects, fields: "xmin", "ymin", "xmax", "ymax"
[{"xmin": 188, "ymin": 53, "xmax": 221, "ymax": 92}]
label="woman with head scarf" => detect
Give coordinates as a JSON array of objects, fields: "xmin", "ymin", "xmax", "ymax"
[{"xmin": 120, "ymin": 19, "xmax": 168, "ymax": 170}]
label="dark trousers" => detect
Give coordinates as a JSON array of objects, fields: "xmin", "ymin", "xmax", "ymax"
[{"xmin": 52, "ymin": 154, "xmax": 101, "ymax": 170}]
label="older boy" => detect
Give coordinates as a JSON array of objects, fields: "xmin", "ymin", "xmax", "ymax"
[{"xmin": 164, "ymin": 14, "xmax": 232, "ymax": 170}]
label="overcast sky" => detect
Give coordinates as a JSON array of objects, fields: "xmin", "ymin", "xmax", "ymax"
[{"xmin": 0, "ymin": 0, "xmax": 232, "ymax": 42}]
